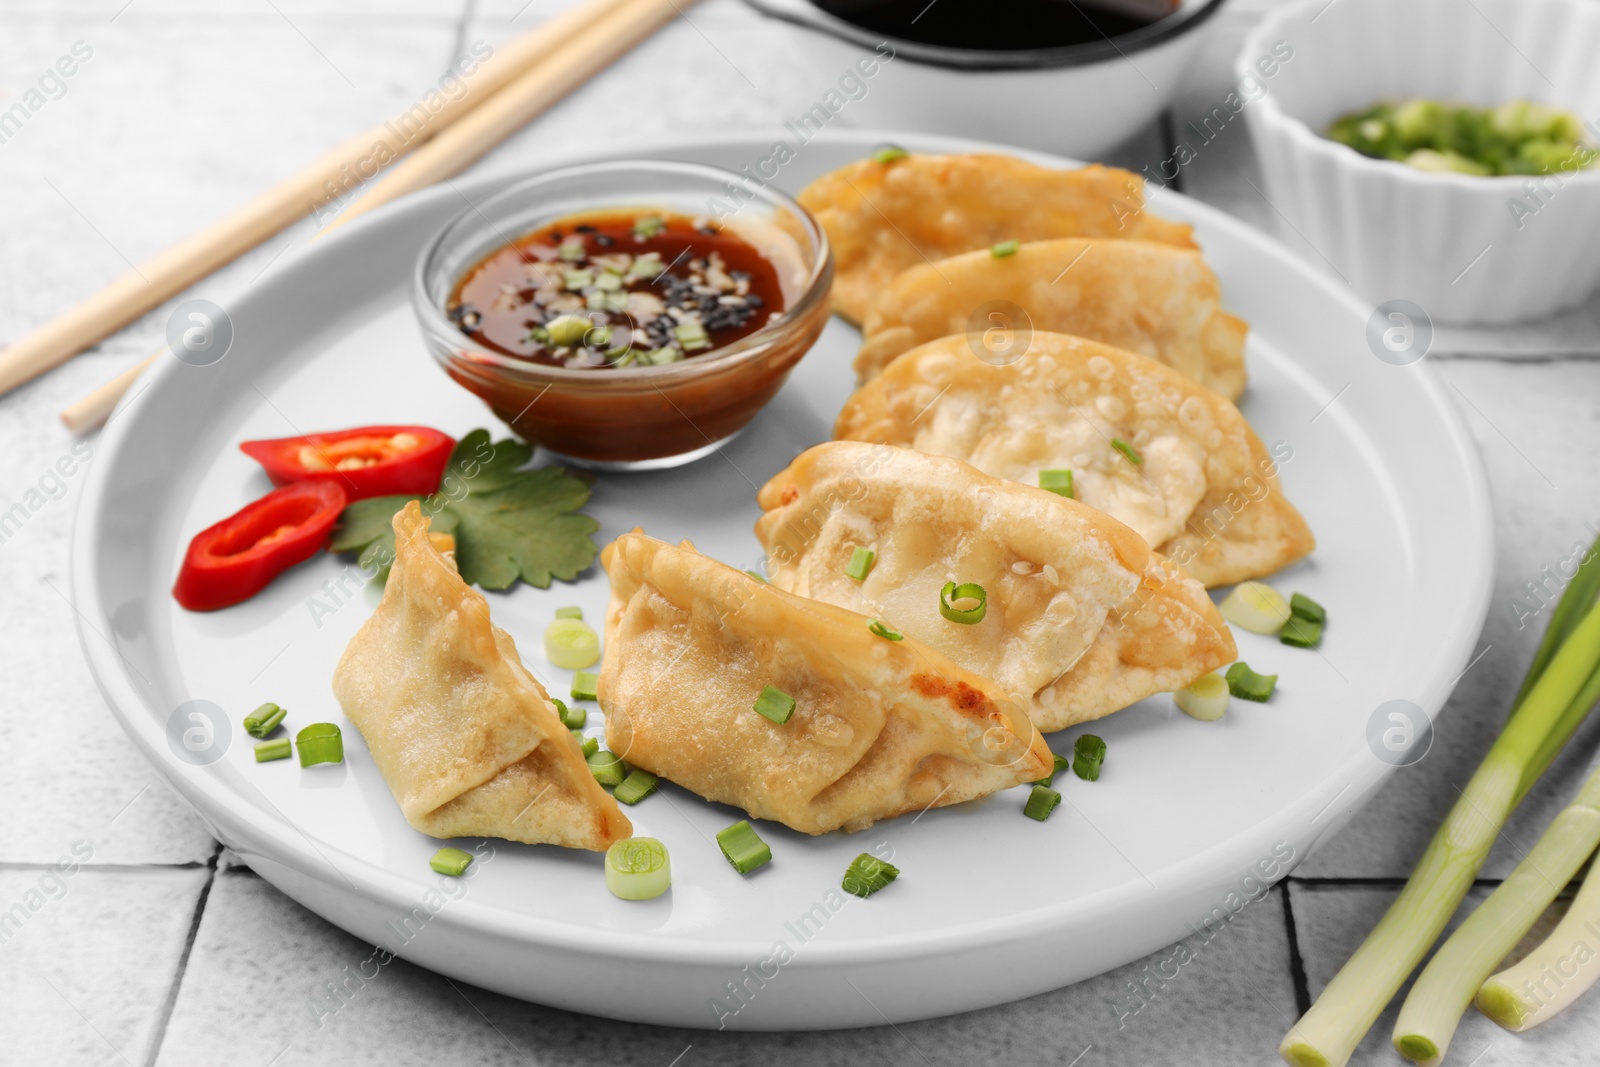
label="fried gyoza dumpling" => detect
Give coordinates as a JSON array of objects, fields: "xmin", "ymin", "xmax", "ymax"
[
  {"xmin": 755, "ymin": 443, "xmax": 1235, "ymax": 732},
  {"xmin": 797, "ymin": 153, "xmax": 1196, "ymax": 323},
  {"xmin": 332, "ymin": 502, "xmax": 631, "ymax": 851},
  {"xmin": 854, "ymin": 237, "xmax": 1247, "ymax": 399},
  {"xmin": 834, "ymin": 333, "xmax": 1315, "ymax": 587},
  {"xmin": 599, "ymin": 531, "xmax": 1052, "ymax": 834}
]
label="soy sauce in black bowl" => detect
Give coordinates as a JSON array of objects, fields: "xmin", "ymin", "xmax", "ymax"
[{"xmin": 812, "ymin": 0, "xmax": 1150, "ymax": 51}]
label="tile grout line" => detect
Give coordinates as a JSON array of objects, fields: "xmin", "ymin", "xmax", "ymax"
[
  {"xmin": 1429, "ymin": 351, "xmax": 1600, "ymax": 364},
  {"xmin": 140, "ymin": 841, "xmax": 224, "ymax": 1067},
  {"xmin": 1278, "ymin": 881, "xmax": 1313, "ymax": 1016},
  {"xmin": 0, "ymin": 860, "xmax": 213, "ymax": 873},
  {"xmin": 447, "ymin": 0, "xmax": 479, "ymax": 65}
]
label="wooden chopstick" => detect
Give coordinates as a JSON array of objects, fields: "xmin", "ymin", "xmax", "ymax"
[
  {"xmin": 22, "ymin": 0, "xmax": 635, "ymax": 401},
  {"xmin": 60, "ymin": 0, "xmax": 688, "ymax": 434}
]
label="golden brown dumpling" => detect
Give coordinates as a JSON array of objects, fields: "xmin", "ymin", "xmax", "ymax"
[
  {"xmin": 755, "ymin": 443, "xmax": 1235, "ymax": 732},
  {"xmin": 834, "ymin": 333, "xmax": 1314, "ymax": 587},
  {"xmin": 855, "ymin": 237, "xmax": 1247, "ymax": 399},
  {"xmin": 332, "ymin": 502, "xmax": 631, "ymax": 851},
  {"xmin": 599, "ymin": 531, "xmax": 1052, "ymax": 834},
  {"xmin": 797, "ymin": 153, "xmax": 1196, "ymax": 323}
]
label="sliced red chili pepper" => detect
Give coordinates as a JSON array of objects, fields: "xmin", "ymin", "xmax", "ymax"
[
  {"xmin": 239, "ymin": 425, "xmax": 454, "ymax": 501},
  {"xmin": 173, "ymin": 481, "xmax": 347, "ymax": 611}
]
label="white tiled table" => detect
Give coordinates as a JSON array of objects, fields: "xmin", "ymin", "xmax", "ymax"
[{"xmin": 3, "ymin": 2, "xmax": 1598, "ymax": 1064}]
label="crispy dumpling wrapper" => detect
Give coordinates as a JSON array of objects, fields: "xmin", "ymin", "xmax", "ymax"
[
  {"xmin": 332, "ymin": 502, "xmax": 631, "ymax": 851},
  {"xmin": 756, "ymin": 443, "xmax": 1235, "ymax": 732},
  {"xmin": 797, "ymin": 153, "xmax": 1196, "ymax": 324},
  {"xmin": 855, "ymin": 237, "xmax": 1247, "ymax": 399},
  {"xmin": 599, "ymin": 531, "xmax": 1052, "ymax": 835},
  {"xmin": 834, "ymin": 333, "xmax": 1315, "ymax": 587}
]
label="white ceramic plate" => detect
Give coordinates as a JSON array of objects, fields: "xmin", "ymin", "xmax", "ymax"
[{"xmin": 72, "ymin": 131, "xmax": 1493, "ymax": 1030}]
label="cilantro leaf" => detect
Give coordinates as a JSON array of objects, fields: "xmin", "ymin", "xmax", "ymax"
[
  {"xmin": 327, "ymin": 431, "xmax": 598, "ymax": 592},
  {"xmin": 329, "ymin": 495, "xmax": 427, "ymax": 554}
]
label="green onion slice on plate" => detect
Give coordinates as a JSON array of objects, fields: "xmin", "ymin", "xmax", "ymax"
[
  {"xmin": 613, "ymin": 769, "xmax": 659, "ymax": 806},
  {"xmin": 429, "ymin": 847, "xmax": 473, "ymax": 877},
  {"xmin": 1072, "ymin": 734, "xmax": 1106, "ymax": 781},
  {"xmin": 716, "ymin": 820, "xmax": 772, "ymax": 874},
  {"xmin": 545, "ymin": 618, "xmax": 600, "ymax": 670},
  {"xmin": 243, "ymin": 702, "xmax": 286, "ymax": 739},
  {"xmin": 296, "ymin": 723, "xmax": 343, "ymax": 767},
  {"xmin": 1024, "ymin": 785, "xmax": 1062, "ymax": 821},
  {"xmin": 571, "ymin": 670, "xmax": 599, "ymax": 702},
  {"xmin": 842, "ymin": 853, "xmax": 899, "ymax": 898},
  {"xmin": 1225, "ymin": 662, "xmax": 1278, "ymax": 702},
  {"xmin": 587, "ymin": 749, "xmax": 626, "ymax": 787},
  {"xmin": 253, "ymin": 738, "xmax": 292, "ymax": 763},
  {"xmin": 606, "ymin": 838, "xmax": 671, "ymax": 900}
]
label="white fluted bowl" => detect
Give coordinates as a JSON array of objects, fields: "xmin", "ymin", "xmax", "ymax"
[{"xmin": 1239, "ymin": 0, "xmax": 1600, "ymax": 324}]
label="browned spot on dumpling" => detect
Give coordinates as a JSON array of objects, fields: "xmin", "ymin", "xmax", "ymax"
[{"xmin": 909, "ymin": 673, "xmax": 995, "ymax": 719}]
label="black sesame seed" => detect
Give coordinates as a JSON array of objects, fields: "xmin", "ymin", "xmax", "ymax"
[{"xmin": 575, "ymin": 224, "xmax": 597, "ymax": 233}]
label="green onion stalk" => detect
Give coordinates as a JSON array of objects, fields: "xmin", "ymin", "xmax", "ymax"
[
  {"xmin": 1393, "ymin": 757, "xmax": 1600, "ymax": 1061},
  {"xmin": 1280, "ymin": 540, "xmax": 1600, "ymax": 1067},
  {"xmin": 1478, "ymin": 837, "xmax": 1600, "ymax": 1030}
]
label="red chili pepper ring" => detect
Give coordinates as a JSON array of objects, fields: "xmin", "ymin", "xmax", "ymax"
[{"xmin": 172, "ymin": 481, "xmax": 347, "ymax": 611}]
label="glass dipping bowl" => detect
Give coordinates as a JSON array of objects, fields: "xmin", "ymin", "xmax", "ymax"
[{"xmin": 412, "ymin": 160, "xmax": 834, "ymax": 470}]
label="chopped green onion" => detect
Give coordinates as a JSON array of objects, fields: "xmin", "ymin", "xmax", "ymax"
[
  {"xmin": 545, "ymin": 313, "xmax": 590, "ymax": 347},
  {"xmin": 627, "ymin": 253, "xmax": 662, "ymax": 279},
  {"xmin": 1024, "ymin": 785, "xmax": 1062, "ymax": 821},
  {"xmin": 745, "ymin": 569, "xmax": 768, "ymax": 583},
  {"xmin": 296, "ymin": 723, "xmax": 344, "ymax": 767},
  {"xmin": 1219, "ymin": 581, "xmax": 1292, "ymax": 634},
  {"xmin": 871, "ymin": 145, "xmax": 908, "ymax": 163},
  {"xmin": 1112, "ymin": 438, "xmax": 1143, "ymax": 465},
  {"xmin": 632, "ymin": 215, "xmax": 666, "ymax": 239},
  {"xmin": 1225, "ymin": 662, "xmax": 1277, "ymax": 702},
  {"xmin": 254, "ymin": 738, "xmax": 292, "ymax": 762},
  {"xmin": 605, "ymin": 837, "xmax": 671, "ymax": 900},
  {"xmin": 1280, "ymin": 616, "xmax": 1324, "ymax": 649},
  {"xmin": 1290, "ymin": 592, "xmax": 1326, "ymax": 624},
  {"xmin": 573, "ymin": 731, "xmax": 599, "ymax": 758},
  {"xmin": 1038, "ymin": 469, "xmax": 1074, "ymax": 498},
  {"xmin": 429, "ymin": 847, "xmax": 474, "ymax": 877},
  {"xmin": 587, "ymin": 749, "xmax": 626, "ymax": 787},
  {"xmin": 939, "ymin": 581, "xmax": 988, "ymax": 624},
  {"xmin": 555, "ymin": 605, "xmax": 583, "ymax": 619},
  {"xmin": 571, "ymin": 670, "xmax": 599, "ymax": 702},
  {"xmin": 867, "ymin": 620, "xmax": 903, "ymax": 641},
  {"xmin": 716, "ymin": 820, "xmax": 772, "ymax": 874},
  {"xmin": 557, "ymin": 240, "xmax": 585, "ymax": 262},
  {"xmin": 842, "ymin": 853, "xmax": 899, "ymax": 898},
  {"xmin": 563, "ymin": 269, "xmax": 594, "ymax": 291},
  {"xmin": 672, "ymin": 321, "xmax": 711, "ymax": 352},
  {"xmin": 845, "ymin": 546, "xmax": 876, "ymax": 581},
  {"xmin": 991, "ymin": 239, "xmax": 1020, "ymax": 258},
  {"xmin": 753, "ymin": 685, "xmax": 795, "ymax": 725},
  {"xmin": 593, "ymin": 272, "xmax": 624, "ymax": 292},
  {"xmin": 243, "ymin": 702, "xmax": 286, "ymax": 739},
  {"xmin": 1072, "ymin": 734, "xmax": 1106, "ymax": 781},
  {"xmin": 1034, "ymin": 752, "xmax": 1069, "ymax": 788},
  {"xmin": 554, "ymin": 697, "xmax": 586, "ymax": 730},
  {"xmin": 1174, "ymin": 671, "xmax": 1230, "ymax": 721},
  {"xmin": 613, "ymin": 768, "xmax": 659, "ymax": 805},
  {"xmin": 545, "ymin": 618, "xmax": 600, "ymax": 670}
]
